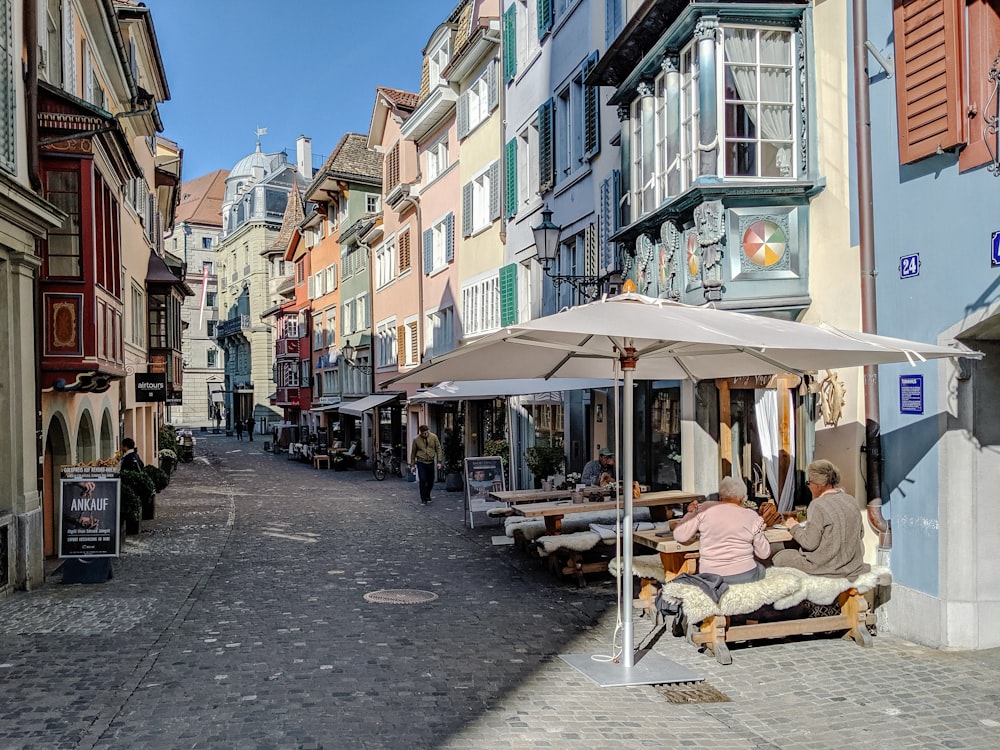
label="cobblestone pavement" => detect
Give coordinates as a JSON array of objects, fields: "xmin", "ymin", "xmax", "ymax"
[{"xmin": 2, "ymin": 433, "xmax": 999, "ymax": 750}]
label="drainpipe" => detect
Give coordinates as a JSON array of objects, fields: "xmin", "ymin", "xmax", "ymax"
[
  {"xmin": 397, "ymin": 194, "xmax": 423, "ymax": 359},
  {"xmin": 853, "ymin": 0, "xmax": 889, "ymax": 546}
]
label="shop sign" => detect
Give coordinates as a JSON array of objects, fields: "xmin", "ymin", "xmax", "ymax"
[
  {"xmin": 59, "ymin": 477, "xmax": 121, "ymax": 557},
  {"xmin": 135, "ymin": 372, "xmax": 166, "ymax": 402}
]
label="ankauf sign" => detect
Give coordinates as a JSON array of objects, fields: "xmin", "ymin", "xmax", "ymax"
[{"xmin": 135, "ymin": 372, "xmax": 166, "ymax": 402}]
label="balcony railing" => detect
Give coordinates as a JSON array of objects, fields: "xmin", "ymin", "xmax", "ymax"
[{"xmin": 216, "ymin": 314, "xmax": 251, "ymax": 338}]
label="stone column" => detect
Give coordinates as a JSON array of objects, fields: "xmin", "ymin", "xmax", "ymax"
[
  {"xmin": 662, "ymin": 56, "xmax": 681, "ymax": 196},
  {"xmin": 695, "ymin": 16, "xmax": 720, "ymax": 180}
]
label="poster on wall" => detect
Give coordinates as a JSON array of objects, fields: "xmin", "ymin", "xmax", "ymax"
[
  {"xmin": 464, "ymin": 456, "xmax": 506, "ymax": 528},
  {"xmin": 59, "ymin": 477, "xmax": 121, "ymax": 558}
]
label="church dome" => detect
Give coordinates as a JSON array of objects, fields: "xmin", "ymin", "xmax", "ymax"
[{"xmin": 228, "ymin": 143, "xmax": 273, "ymax": 180}]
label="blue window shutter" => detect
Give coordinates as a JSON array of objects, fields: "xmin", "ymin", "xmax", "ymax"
[
  {"xmin": 582, "ymin": 52, "xmax": 600, "ymax": 159},
  {"xmin": 538, "ymin": 98, "xmax": 555, "ymax": 194},
  {"xmin": 612, "ymin": 168, "xmax": 623, "ymax": 236},
  {"xmin": 600, "ymin": 173, "xmax": 612, "ymax": 272},
  {"xmin": 458, "ymin": 92, "xmax": 469, "ymax": 139},
  {"xmin": 423, "ymin": 227, "xmax": 433, "ymax": 274},
  {"xmin": 537, "ymin": 0, "xmax": 552, "ymax": 39},
  {"xmin": 505, "ymin": 138, "xmax": 518, "ymax": 218},
  {"xmin": 445, "ymin": 213, "xmax": 454, "ymax": 262},
  {"xmin": 487, "ymin": 59, "xmax": 499, "ymax": 112},
  {"xmin": 500, "ymin": 263, "xmax": 518, "ymax": 327},
  {"xmin": 462, "ymin": 182, "xmax": 473, "ymax": 237},
  {"xmin": 489, "ymin": 160, "xmax": 501, "ymax": 220},
  {"xmin": 605, "ymin": 0, "xmax": 622, "ymax": 49},
  {"xmin": 503, "ymin": 5, "xmax": 517, "ymax": 81}
]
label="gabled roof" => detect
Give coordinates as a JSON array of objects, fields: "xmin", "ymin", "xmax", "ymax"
[
  {"xmin": 269, "ymin": 177, "xmax": 305, "ymax": 251},
  {"xmin": 175, "ymin": 170, "xmax": 227, "ymax": 227},
  {"xmin": 378, "ymin": 87, "xmax": 420, "ymax": 110},
  {"xmin": 308, "ymin": 133, "xmax": 383, "ymax": 191},
  {"xmin": 367, "ymin": 87, "xmax": 420, "ymax": 149}
]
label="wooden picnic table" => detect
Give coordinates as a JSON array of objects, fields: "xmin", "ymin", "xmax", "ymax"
[
  {"xmin": 487, "ymin": 486, "xmax": 610, "ymax": 505},
  {"xmin": 513, "ymin": 490, "xmax": 703, "ymax": 535},
  {"xmin": 633, "ymin": 525, "xmax": 793, "ymax": 580}
]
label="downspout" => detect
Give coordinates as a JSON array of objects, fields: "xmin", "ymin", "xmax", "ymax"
[
  {"xmin": 25, "ymin": 0, "xmax": 41, "ymax": 191},
  {"xmin": 852, "ymin": 0, "xmax": 889, "ymax": 547}
]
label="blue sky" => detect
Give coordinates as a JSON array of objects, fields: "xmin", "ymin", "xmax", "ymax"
[{"xmin": 145, "ymin": 0, "xmax": 460, "ymax": 180}]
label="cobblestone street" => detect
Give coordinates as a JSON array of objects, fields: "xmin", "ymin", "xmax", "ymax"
[{"xmin": 2, "ymin": 433, "xmax": 998, "ymax": 750}]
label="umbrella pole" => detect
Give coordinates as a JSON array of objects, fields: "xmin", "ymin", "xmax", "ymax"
[{"xmin": 621, "ymin": 365, "xmax": 636, "ymax": 667}]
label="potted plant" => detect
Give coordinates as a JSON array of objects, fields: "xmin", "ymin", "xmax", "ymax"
[
  {"xmin": 484, "ymin": 438, "xmax": 509, "ymax": 487},
  {"xmin": 524, "ymin": 443, "xmax": 566, "ymax": 488},
  {"xmin": 121, "ymin": 468, "xmax": 155, "ymax": 531},
  {"xmin": 441, "ymin": 428, "xmax": 465, "ymax": 492},
  {"xmin": 158, "ymin": 448, "xmax": 178, "ymax": 474}
]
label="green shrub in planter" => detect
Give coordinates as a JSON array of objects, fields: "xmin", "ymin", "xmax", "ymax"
[
  {"xmin": 143, "ymin": 465, "xmax": 170, "ymax": 492},
  {"xmin": 121, "ymin": 468, "xmax": 155, "ymax": 521},
  {"xmin": 119, "ymin": 482, "xmax": 142, "ymax": 525}
]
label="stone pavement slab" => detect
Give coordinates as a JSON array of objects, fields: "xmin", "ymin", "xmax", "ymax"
[{"xmin": 1, "ymin": 433, "xmax": 998, "ymax": 749}]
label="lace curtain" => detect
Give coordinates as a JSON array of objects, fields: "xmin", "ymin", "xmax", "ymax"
[
  {"xmin": 754, "ymin": 389, "xmax": 796, "ymax": 512},
  {"xmin": 724, "ymin": 28, "xmax": 793, "ymax": 177}
]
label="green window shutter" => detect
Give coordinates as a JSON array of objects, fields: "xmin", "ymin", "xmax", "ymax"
[
  {"xmin": 537, "ymin": 0, "xmax": 552, "ymax": 39},
  {"xmin": 582, "ymin": 51, "xmax": 600, "ymax": 159},
  {"xmin": 538, "ymin": 98, "xmax": 555, "ymax": 194},
  {"xmin": 500, "ymin": 263, "xmax": 518, "ymax": 327},
  {"xmin": 502, "ymin": 5, "xmax": 517, "ymax": 82},
  {"xmin": 0, "ymin": 0, "xmax": 14, "ymax": 172},
  {"xmin": 505, "ymin": 138, "xmax": 518, "ymax": 218}
]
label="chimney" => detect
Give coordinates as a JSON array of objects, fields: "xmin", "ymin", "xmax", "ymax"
[{"xmin": 296, "ymin": 136, "xmax": 313, "ymax": 181}]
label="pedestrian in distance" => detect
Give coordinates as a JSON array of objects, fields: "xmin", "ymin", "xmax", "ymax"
[
  {"xmin": 235, "ymin": 419, "xmax": 244, "ymax": 441},
  {"xmin": 119, "ymin": 437, "xmax": 144, "ymax": 471},
  {"xmin": 408, "ymin": 424, "xmax": 442, "ymax": 505},
  {"xmin": 245, "ymin": 417, "xmax": 254, "ymax": 442}
]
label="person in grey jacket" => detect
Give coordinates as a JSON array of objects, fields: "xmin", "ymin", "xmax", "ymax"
[{"xmin": 772, "ymin": 460, "xmax": 870, "ymax": 578}]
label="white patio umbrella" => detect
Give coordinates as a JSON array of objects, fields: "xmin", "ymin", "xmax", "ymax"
[{"xmin": 388, "ymin": 293, "xmax": 979, "ymax": 681}]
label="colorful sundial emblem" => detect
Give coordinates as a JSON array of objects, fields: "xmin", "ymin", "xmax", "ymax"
[
  {"xmin": 687, "ymin": 232, "xmax": 699, "ymax": 277},
  {"xmin": 742, "ymin": 220, "xmax": 787, "ymax": 267}
]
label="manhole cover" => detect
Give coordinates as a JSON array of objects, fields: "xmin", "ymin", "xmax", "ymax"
[
  {"xmin": 363, "ymin": 589, "xmax": 438, "ymax": 605},
  {"xmin": 654, "ymin": 681, "xmax": 731, "ymax": 704}
]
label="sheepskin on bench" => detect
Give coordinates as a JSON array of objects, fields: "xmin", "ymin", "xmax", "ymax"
[
  {"xmin": 658, "ymin": 565, "xmax": 892, "ymax": 626},
  {"xmin": 608, "ymin": 554, "xmax": 668, "ymax": 583},
  {"xmin": 504, "ymin": 507, "xmax": 654, "ymax": 541}
]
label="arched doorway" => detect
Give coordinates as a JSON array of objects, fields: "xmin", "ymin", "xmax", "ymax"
[
  {"xmin": 76, "ymin": 411, "xmax": 96, "ymax": 464},
  {"xmin": 43, "ymin": 417, "xmax": 70, "ymax": 557},
  {"xmin": 100, "ymin": 410, "xmax": 114, "ymax": 459}
]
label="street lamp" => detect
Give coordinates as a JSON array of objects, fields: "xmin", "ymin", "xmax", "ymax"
[
  {"xmin": 340, "ymin": 342, "xmax": 372, "ymax": 374},
  {"xmin": 531, "ymin": 204, "xmax": 612, "ymax": 301}
]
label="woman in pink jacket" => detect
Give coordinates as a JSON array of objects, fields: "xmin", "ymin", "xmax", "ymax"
[{"xmin": 672, "ymin": 476, "xmax": 773, "ymax": 584}]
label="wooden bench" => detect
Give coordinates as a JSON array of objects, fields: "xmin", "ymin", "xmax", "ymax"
[
  {"xmin": 312, "ymin": 454, "xmax": 330, "ymax": 470},
  {"xmin": 655, "ymin": 566, "xmax": 891, "ymax": 664}
]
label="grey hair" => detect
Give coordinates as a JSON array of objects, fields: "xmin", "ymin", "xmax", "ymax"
[
  {"xmin": 807, "ymin": 459, "xmax": 841, "ymax": 488},
  {"xmin": 718, "ymin": 476, "xmax": 748, "ymax": 502}
]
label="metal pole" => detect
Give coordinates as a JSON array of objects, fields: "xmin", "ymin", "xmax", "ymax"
[
  {"xmin": 621, "ymin": 347, "xmax": 637, "ymax": 667},
  {"xmin": 852, "ymin": 0, "xmax": 889, "ymax": 545}
]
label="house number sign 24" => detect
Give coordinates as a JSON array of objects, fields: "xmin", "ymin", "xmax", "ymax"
[{"xmin": 899, "ymin": 253, "xmax": 920, "ymax": 279}]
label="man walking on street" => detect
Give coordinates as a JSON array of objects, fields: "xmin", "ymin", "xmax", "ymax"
[
  {"xmin": 246, "ymin": 417, "xmax": 254, "ymax": 442},
  {"xmin": 409, "ymin": 424, "xmax": 442, "ymax": 505},
  {"xmin": 235, "ymin": 419, "xmax": 243, "ymax": 441}
]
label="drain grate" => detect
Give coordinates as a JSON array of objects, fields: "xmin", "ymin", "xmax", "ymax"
[
  {"xmin": 363, "ymin": 589, "xmax": 439, "ymax": 605},
  {"xmin": 654, "ymin": 681, "xmax": 731, "ymax": 704}
]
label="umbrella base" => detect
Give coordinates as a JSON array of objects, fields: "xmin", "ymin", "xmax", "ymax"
[{"xmin": 559, "ymin": 649, "xmax": 702, "ymax": 688}]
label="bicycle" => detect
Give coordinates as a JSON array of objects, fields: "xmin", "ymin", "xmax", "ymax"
[{"xmin": 372, "ymin": 445, "xmax": 402, "ymax": 480}]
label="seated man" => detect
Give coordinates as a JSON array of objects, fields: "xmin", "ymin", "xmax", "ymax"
[
  {"xmin": 582, "ymin": 448, "xmax": 614, "ymax": 487},
  {"xmin": 672, "ymin": 476, "xmax": 772, "ymax": 584}
]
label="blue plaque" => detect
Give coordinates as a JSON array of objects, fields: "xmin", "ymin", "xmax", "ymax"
[
  {"xmin": 899, "ymin": 253, "xmax": 920, "ymax": 278},
  {"xmin": 899, "ymin": 374, "xmax": 924, "ymax": 415},
  {"xmin": 992, "ymin": 232, "xmax": 1000, "ymax": 267}
]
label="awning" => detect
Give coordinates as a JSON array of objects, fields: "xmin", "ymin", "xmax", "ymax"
[
  {"xmin": 311, "ymin": 402, "xmax": 341, "ymax": 412},
  {"xmin": 339, "ymin": 393, "xmax": 399, "ymax": 416},
  {"xmin": 408, "ymin": 378, "xmax": 615, "ymax": 403}
]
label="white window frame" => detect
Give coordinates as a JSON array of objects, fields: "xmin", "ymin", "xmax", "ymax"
[
  {"xmin": 467, "ymin": 68, "xmax": 491, "ymax": 133},
  {"xmin": 375, "ymin": 236, "xmax": 396, "ymax": 289},
  {"xmin": 427, "ymin": 36, "xmax": 451, "ymax": 89},
  {"xmin": 430, "ymin": 218, "xmax": 449, "ymax": 271},
  {"xmin": 376, "ymin": 317, "xmax": 398, "ymax": 368},
  {"xmin": 461, "ymin": 272, "xmax": 501, "ymax": 338},
  {"xmin": 515, "ymin": 0, "xmax": 540, "ymax": 72},
  {"xmin": 555, "ymin": 73, "xmax": 584, "ymax": 182},
  {"xmin": 516, "ymin": 117, "xmax": 539, "ymax": 207},
  {"xmin": 366, "ymin": 193, "xmax": 380, "ymax": 213},
  {"xmin": 471, "ymin": 167, "xmax": 491, "ymax": 233},
  {"xmin": 426, "ymin": 138, "xmax": 449, "ymax": 182}
]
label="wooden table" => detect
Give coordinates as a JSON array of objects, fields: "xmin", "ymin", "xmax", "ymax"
[
  {"xmin": 488, "ymin": 487, "xmax": 610, "ymax": 505},
  {"xmin": 633, "ymin": 525, "xmax": 793, "ymax": 580},
  {"xmin": 513, "ymin": 490, "xmax": 702, "ymax": 534}
]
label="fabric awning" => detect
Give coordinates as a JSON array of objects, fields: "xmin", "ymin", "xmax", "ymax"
[
  {"xmin": 339, "ymin": 393, "xmax": 399, "ymax": 416},
  {"xmin": 311, "ymin": 402, "xmax": 341, "ymax": 412},
  {"xmin": 407, "ymin": 378, "xmax": 615, "ymax": 403}
]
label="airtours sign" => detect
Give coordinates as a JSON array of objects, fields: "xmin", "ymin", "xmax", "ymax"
[{"xmin": 135, "ymin": 372, "xmax": 166, "ymax": 402}]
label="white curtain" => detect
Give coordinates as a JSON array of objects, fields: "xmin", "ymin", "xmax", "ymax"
[
  {"xmin": 754, "ymin": 389, "xmax": 797, "ymax": 512},
  {"xmin": 724, "ymin": 28, "xmax": 793, "ymax": 176}
]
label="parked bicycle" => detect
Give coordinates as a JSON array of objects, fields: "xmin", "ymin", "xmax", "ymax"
[{"xmin": 372, "ymin": 445, "xmax": 403, "ymax": 481}]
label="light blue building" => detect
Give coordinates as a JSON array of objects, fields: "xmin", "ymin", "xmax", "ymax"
[{"xmin": 858, "ymin": 0, "xmax": 1000, "ymax": 649}]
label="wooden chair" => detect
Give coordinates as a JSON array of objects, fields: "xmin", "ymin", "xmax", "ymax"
[{"xmin": 313, "ymin": 454, "xmax": 330, "ymax": 470}]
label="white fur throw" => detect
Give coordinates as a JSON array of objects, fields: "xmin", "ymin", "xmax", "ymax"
[
  {"xmin": 658, "ymin": 565, "xmax": 892, "ymax": 625},
  {"xmin": 504, "ymin": 507, "xmax": 653, "ymax": 542},
  {"xmin": 609, "ymin": 555, "xmax": 667, "ymax": 583},
  {"xmin": 589, "ymin": 521, "xmax": 655, "ymax": 542},
  {"xmin": 535, "ymin": 531, "xmax": 604, "ymax": 555}
]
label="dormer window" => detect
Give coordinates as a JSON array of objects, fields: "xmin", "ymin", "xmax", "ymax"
[{"xmin": 428, "ymin": 37, "xmax": 451, "ymax": 88}]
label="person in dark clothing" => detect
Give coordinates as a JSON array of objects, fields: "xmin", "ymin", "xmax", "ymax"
[
  {"xmin": 408, "ymin": 425, "xmax": 442, "ymax": 504},
  {"xmin": 245, "ymin": 417, "xmax": 254, "ymax": 441},
  {"xmin": 120, "ymin": 437, "xmax": 144, "ymax": 471},
  {"xmin": 235, "ymin": 420, "xmax": 244, "ymax": 441}
]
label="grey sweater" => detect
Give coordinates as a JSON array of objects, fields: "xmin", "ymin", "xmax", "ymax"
[{"xmin": 773, "ymin": 489, "xmax": 870, "ymax": 578}]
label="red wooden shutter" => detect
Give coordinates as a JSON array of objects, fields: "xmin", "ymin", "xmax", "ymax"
[
  {"xmin": 959, "ymin": 0, "xmax": 1000, "ymax": 172},
  {"xmin": 893, "ymin": 0, "xmax": 966, "ymax": 164}
]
